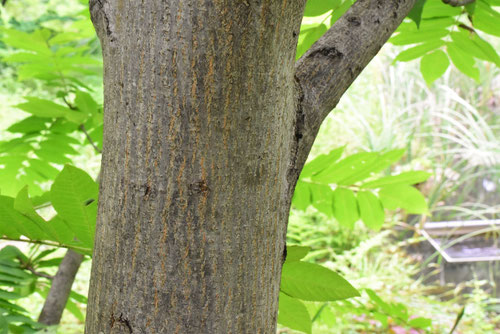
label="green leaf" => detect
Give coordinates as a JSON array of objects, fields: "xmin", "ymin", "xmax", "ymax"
[
  {"xmin": 15, "ymin": 97, "xmax": 71, "ymax": 118},
  {"xmin": 357, "ymin": 191, "xmax": 385, "ymax": 231},
  {"xmin": 65, "ymin": 298, "xmax": 85, "ymax": 322},
  {"xmin": 285, "ymin": 246, "xmax": 311, "ymax": 262},
  {"xmin": 421, "ymin": 0, "xmax": 461, "ymax": 18},
  {"xmin": 50, "ymin": 165, "xmax": 98, "ymax": 247},
  {"xmin": 7, "ymin": 117, "xmax": 48, "ymax": 134},
  {"xmin": 330, "ymin": 0, "xmax": 356, "ymax": 25},
  {"xmin": 278, "ymin": 293, "xmax": 312, "ymax": 334},
  {"xmin": 337, "ymin": 149, "xmax": 405, "ymax": 186},
  {"xmin": 390, "ymin": 29, "xmax": 448, "ymax": 46},
  {"xmin": 361, "ymin": 171, "xmax": 431, "ymax": 189},
  {"xmin": 281, "ymin": 261, "xmax": 360, "ymax": 301},
  {"xmin": 450, "ymin": 29, "xmax": 500, "ymax": 67},
  {"xmin": 310, "ymin": 184, "xmax": 334, "ymax": 217},
  {"xmin": 332, "ymin": 188, "xmax": 359, "ymax": 228},
  {"xmin": 394, "ymin": 40, "xmax": 445, "ymax": 62},
  {"xmin": 300, "ymin": 147, "xmax": 344, "ymax": 178},
  {"xmin": 311, "ymin": 152, "xmax": 377, "ymax": 184},
  {"xmin": 312, "ymin": 149, "xmax": 405, "ymax": 185},
  {"xmin": 14, "ymin": 187, "xmax": 61, "ymax": 242},
  {"xmin": 420, "ymin": 50, "xmax": 449, "ymax": 85},
  {"xmin": 292, "ymin": 181, "xmax": 311, "ymax": 211},
  {"xmin": 408, "ymin": 317, "xmax": 432, "ymax": 329},
  {"xmin": 447, "ymin": 43, "xmax": 480, "ymax": 82},
  {"xmin": 303, "ymin": 0, "xmax": 341, "ymax": 17},
  {"xmin": 297, "ymin": 24, "xmax": 328, "ymax": 59},
  {"xmin": 1, "ymin": 29, "xmax": 52, "ymax": 55},
  {"xmin": 365, "ymin": 289, "xmax": 393, "ymax": 314},
  {"xmin": 408, "ymin": 0, "xmax": 427, "ymax": 28},
  {"xmin": 379, "ymin": 185, "xmax": 428, "ymax": 214},
  {"xmin": 75, "ymin": 90, "xmax": 98, "ymax": 117},
  {"xmin": 0, "ymin": 314, "xmax": 7, "ymax": 334},
  {"xmin": 474, "ymin": 0, "xmax": 500, "ymax": 37},
  {"xmin": 28, "ymin": 159, "xmax": 60, "ymax": 180},
  {"xmin": 0, "ymin": 197, "xmax": 25, "ymax": 239}
]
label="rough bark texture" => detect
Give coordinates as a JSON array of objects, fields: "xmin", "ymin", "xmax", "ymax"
[
  {"xmin": 38, "ymin": 249, "xmax": 84, "ymax": 325},
  {"xmin": 86, "ymin": 0, "xmax": 418, "ymax": 333},
  {"xmin": 87, "ymin": 1, "xmax": 305, "ymax": 333}
]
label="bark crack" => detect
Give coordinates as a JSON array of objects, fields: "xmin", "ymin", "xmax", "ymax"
[{"xmin": 110, "ymin": 312, "xmax": 133, "ymax": 333}]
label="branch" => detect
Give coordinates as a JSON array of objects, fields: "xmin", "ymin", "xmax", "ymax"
[
  {"xmin": 38, "ymin": 249, "xmax": 84, "ymax": 325},
  {"xmin": 0, "ymin": 237, "xmax": 91, "ymax": 254},
  {"xmin": 442, "ymin": 0, "xmax": 475, "ymax": 7},
  {"xmin": 18, "ymin": 258, "xmax": 55, "ymax": 280},
  {"xmin": 79, "ymin": 123, "xmax": 102, "ymax": 153},
  {"xmin": 293, "ymin": 0, "xmax": 418, "ymax": 171}
]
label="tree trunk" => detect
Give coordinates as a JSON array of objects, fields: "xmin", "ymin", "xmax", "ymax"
[
  {"xmin": 86, "ymin": 1, "xmax": 305, "ymax": 333},
  {"xmin": 86, "ymin": 0, "xmax": 417, "ymax": 332},
  {"xmin": 38, "ymin": 249, "xmax": 84, "ymax": 325}
]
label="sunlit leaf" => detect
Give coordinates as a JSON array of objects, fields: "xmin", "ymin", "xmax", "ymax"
[
  {"xmin": 332, "ymin": 188, "xmax": 359, "ymax": 228},
  {"xmin": 420, "ymin": 50, "xmax": 449, "ymax": 85},
  {"xmin": 357, "ymin": 191, "xmax": 385, "ymax": 231},
  {"xmin": 281, "ymin": 261, "xmax": 360, "ymax": 301},
  {"xmin": 379, "ymin": 185, "xmax": 428, "ymax": 214},
  {"xmin": 278, "ymin": 293, "xmax": 312, "ymax": 334}
]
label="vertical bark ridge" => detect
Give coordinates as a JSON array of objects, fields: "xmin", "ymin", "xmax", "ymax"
[{"xmin": 87, "ymin": 1, "xmax": 306, "ymax": 333}]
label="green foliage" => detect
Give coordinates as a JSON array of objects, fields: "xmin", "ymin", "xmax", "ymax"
[
  {"xmin": 292, "ymin": 147, "xmax": 430, "ymax": 231},
  {"xmin": 297, "ymin": 0, "xmax": 500, "ymax": 84},
  {"xmin": 0, "ymin": 166, "xmax": 97, "ymax": 255},
  {"xmin": 278, "ymin": 292, "xmax": 312, "ymax": 334},
  {"xmin": 392, "ymin": 0, "xmax": 500, "ymax": 84},
  {"xmin": 0, "ymin": 7, "xmax": 102, "ymax": 197},
  {"xmin": 278, "ymin": 246, "xmax": 360, "ymax": 333},
  {"xmin": 0, "ymin": 246, "xmax": 47, "ymax": 333}
]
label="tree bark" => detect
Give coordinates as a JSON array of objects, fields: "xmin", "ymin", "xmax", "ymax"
[
  {"xmin": 86, "ymin": 0, "xmax": 417, "ymax": 333},
  {"xmin": 38, "ymin": 249, "xmax": 84, "ymax": 325}
]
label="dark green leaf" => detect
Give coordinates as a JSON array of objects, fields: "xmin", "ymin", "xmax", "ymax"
[{"xmin": 408, "ymin": 0, "xmax": 427, "ymax": 28}]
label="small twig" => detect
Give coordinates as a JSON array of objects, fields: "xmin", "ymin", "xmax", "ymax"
[
  {"xmin": 458, "ymin": 23, "xmax": 475, "ymax": 33},
  {"xmin": 24, "ymin": 265, "xmax": 55, "ymax": 280},
  {"xmin": 0, "ymin": 237, "xmax": 90, "ymax": 254},
  {"xmin": 62, "ymin": 96, "xmax": 77, "ymax": 110},
  {"xmin": 62, "ymin": 95, "xmax": 102, "ymax": 154},
  {"xmin": 442, "ymin": 0, "xmax": 475, "ymax": 7},
  {"xmin": 79, "ymin": 123, "xmax": 102, "ymax": 153}
]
